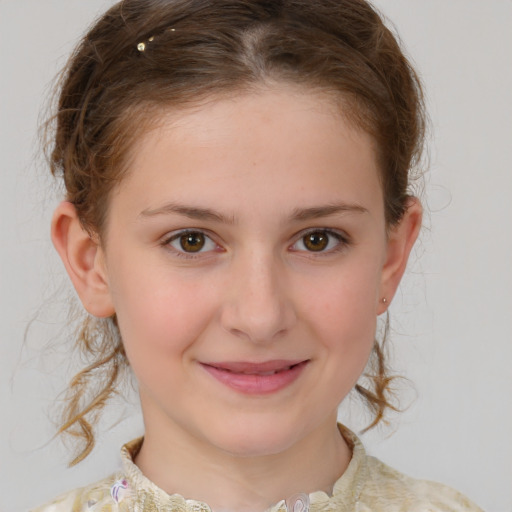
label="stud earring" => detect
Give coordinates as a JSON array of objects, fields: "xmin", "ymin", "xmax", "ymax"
[{"xmin": 381, "ymin": 297, "xmax": 388, "ymax": 304}]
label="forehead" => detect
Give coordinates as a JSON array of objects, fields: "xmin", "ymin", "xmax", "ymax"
[
  {"xmin": 124, "ymin": 84, "xmax": 375, "ymax": 161},
  {"xmin": 112, "ymin": 87, "xmax": 382, "ymax": 220}
]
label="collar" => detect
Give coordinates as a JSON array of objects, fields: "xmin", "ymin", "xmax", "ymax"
[{"xmin": 119, "ymin": 424, "xmax": 368, "ymax": 512}]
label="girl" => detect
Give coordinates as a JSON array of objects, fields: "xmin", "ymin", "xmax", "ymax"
[{"xmin": 31, "ymin": 0, "xmax": 484, "ymax": 510}]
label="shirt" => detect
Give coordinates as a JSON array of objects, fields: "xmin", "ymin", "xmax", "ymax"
[{"xmin": 32, "ymin": 425, "xmax": 484, "ymax": 512}]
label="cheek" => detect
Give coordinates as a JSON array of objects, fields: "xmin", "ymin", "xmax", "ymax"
[
  {"xmin": 299, "ymin": 258, "xmax": 381, "ymax": 354},
  {"xmin": 109, "ymin": 263, "xmax": 218, "ymax": 365},
  {"xmin": 292, "ymin": 266, "xmax": 380, "ymax": 414}
]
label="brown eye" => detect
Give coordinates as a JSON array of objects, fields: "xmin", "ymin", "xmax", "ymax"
[
  {"xmin": 303, "ymin": 231, "xmax": 329, "ymax": 251},
  {"xmin": 179, "ymin": 232, "xmax": 206, "ymax": 252},
  {"xmin": 291, "ymin": 229, "xmax": 348, "ymax": 254},
  {"xmin": 166, "ymin": 230, "xmax": 218, "ymax": 258}
]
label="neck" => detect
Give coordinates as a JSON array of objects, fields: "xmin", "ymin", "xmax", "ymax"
[{"xmin": 135, "ymin": 414, "xmax": 351, "ymax": 512}]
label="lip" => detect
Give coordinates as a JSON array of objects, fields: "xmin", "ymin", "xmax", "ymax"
[{"xmin": 200, "ymin": 359, "xmax": 309, "ymax": 395}]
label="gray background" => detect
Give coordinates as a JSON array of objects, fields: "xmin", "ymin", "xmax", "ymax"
[{"xmin": 1, "ymin": 1, "xmax": 511, "ymax": 511}]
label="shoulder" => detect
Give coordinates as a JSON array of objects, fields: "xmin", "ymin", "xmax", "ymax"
[
  {"xmin": 360, "ymin": 455, "xmax": 484, "ymax": 512},
  {"xmin": 330, "ymin": 426, "xmax": 484, "ymax": 512},
  {"xmin": 30, "ymin": 473, "xmax": 123, "ymax": 512},
  {"xmin": 30, "ymin": 438, "xmax": 144, "ymax": 511}
]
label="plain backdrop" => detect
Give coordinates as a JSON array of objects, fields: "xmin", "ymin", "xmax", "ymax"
[{"xmin": 1, "ymin": 1, "xmax": 511, "ymax": 511}]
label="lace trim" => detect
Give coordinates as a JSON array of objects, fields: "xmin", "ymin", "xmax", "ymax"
[{"xmin": 117, "ymin": 424, "xmax": 366, "ymax": 512}]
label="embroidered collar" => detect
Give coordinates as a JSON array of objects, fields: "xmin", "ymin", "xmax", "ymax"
[{"xmin": 117, "ymin": 424, "xmax": 368, "ymax": 512}]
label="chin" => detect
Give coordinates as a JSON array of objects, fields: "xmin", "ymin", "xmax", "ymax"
[{"xmin": 205, "ymin": 415, "xmax": 308, "ymax": 458}]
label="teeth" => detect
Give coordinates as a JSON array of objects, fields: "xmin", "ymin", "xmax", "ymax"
[
  {"xmin": 241, "ymin": 366, "xmax": 292, "ymax": 376},
  {"xmin": 217, "ymin": 365, "xmax": 295, "ymax": 375}
]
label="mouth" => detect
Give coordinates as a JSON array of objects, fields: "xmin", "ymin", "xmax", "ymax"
[{"xmin": 200, "ymin": 360, "xmax": 309, "ymax": 394}]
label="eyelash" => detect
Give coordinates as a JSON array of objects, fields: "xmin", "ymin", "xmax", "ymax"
[
  {"xmin": 290, "ymin": 228, "xmax": 351, "ymax": 256},
  {"xmin": 161, "ymin": 228, "xmax": 351, "ymax": 260},
  {"xmin": 161, "ymin": 229, "xmax": 221, "ymax": 260}
]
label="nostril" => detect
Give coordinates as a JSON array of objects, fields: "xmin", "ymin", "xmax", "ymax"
[{"xmin": 220, "ymin": 302, "xmax": 296, "ymax": 343}]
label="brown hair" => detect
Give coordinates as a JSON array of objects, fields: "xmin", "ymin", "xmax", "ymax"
[{"xmin": 48, "ymin": 0, "xmax": 425, "ymax": 465}]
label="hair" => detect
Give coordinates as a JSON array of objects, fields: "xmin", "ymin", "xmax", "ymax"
[{"xmin": 47, "ymin": 0, "xmax": 426, "ymax": 465}]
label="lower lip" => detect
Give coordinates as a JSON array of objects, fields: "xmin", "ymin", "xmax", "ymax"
[{"xmin": 201, "ymin": 362, "xmax": 308, "ymax": 395}]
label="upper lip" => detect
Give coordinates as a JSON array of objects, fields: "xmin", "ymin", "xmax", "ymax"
[{"xmin": 201, "ymin": 360, "xmax": 307, "ymax": 374}]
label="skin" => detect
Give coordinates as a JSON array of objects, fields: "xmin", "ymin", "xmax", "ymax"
[{"xmin": 52, "ymin": 86, "xmax": 421, "ymax": 512}]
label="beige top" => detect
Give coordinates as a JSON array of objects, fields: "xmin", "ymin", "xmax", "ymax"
[{"xmin": 32, "ymin": 426, "xmax": 484, "ymax": 512}]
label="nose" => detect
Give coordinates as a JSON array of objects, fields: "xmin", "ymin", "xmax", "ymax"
[{"xmin": 220, "ymin": 250, "xmax": 297, "ymax": 344}]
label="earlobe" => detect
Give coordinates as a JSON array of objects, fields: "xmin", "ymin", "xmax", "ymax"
[
  {"xmin": 378, "ymin": 197, "xmax": 422, "ymax": 314},
  {"xmin": 51, "ymin": 201, "xmax": 115, "ymax": 318}
]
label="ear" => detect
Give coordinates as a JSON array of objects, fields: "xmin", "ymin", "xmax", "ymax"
[
  {"xmin": 51, "ymin": 201, "xmax": 115, "ymax": 318},
  {"xmin": 377, "ymin": 197, "xmax": 422, "ymax": 314}
]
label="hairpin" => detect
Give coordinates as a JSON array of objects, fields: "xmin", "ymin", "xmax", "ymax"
[{"xmin": 137, "ymin": 28, "xmax": 176, "ymax": 52}]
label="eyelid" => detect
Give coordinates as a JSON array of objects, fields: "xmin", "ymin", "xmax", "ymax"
[
  {"xmin": 289, "ymin": 227, "xmax": 351, "ymax": 254},
  {"xmin": 161, "ymin": 228, "xmax": 222, "ymax": 259}
]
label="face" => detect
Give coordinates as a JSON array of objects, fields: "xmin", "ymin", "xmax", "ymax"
[{"xmin": 94, "ymin": 87, "xmax": 411, "ymax": 458}]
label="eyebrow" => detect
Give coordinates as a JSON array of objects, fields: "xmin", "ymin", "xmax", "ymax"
[
  {"xmin": 139, "ymin": 201, "xmax": 368, "ymax": 224},
  {"xmin": 139, "ymin": 203, "xmax": 236, "ymax": 224},
  {"xmin": 288, "ymin": 203, "xmax": 369, "ymax": 221}
]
